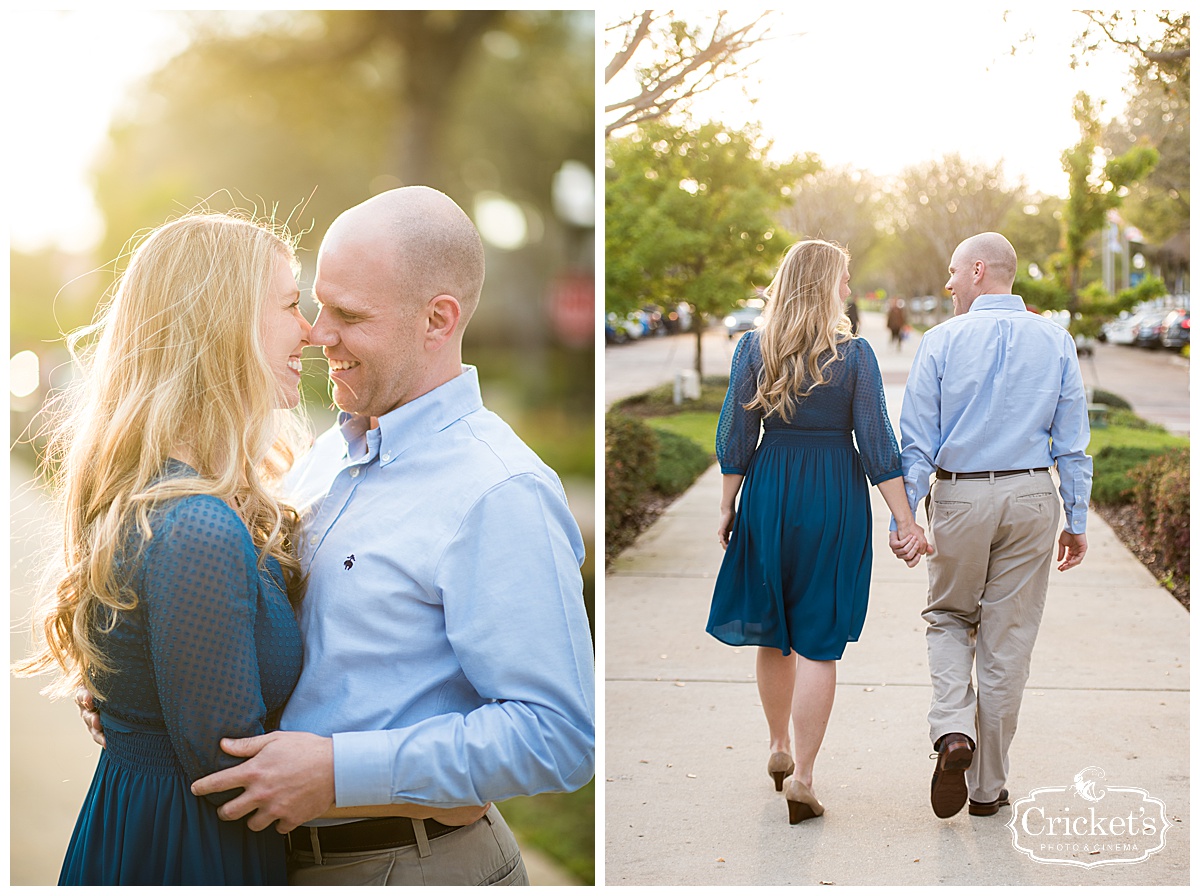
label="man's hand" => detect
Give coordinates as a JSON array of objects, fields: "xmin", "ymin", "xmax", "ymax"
[
  {"xmin": 190, "ymin": 731, "xmax": 334, "ymax": 834},
  {"xmin": 74, "ymin": 687, "xmax": 105, "ymax": 748},
  {"xmin": 1057, "ymin": 530, "xmax": 1088, "ymax": 571}
]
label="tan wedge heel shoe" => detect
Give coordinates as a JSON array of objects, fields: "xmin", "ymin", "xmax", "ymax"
[
  {"xmin": 782, "ymin": 775, "xmax": 825, "ymax": 824},
  {"xmin": 767, "ymin": 752, "xmax": 795, "ymax": 792}
]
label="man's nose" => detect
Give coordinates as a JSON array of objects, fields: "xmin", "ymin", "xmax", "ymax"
[{"xmin": 309, "ymin": 309, "xmax": 337, "ymax": 347}]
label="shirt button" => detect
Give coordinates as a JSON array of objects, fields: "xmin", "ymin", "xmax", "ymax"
[
  {"xmin": 309, "ymin": 535, "xmax": 318, "ymax": 545},
  {"xmin": 350, "ymin": 467, "xmax": 360, "ymax": 478},
  {"xmin": 382, "ymin": 452, "xmax": 391, "ymax": 462}
]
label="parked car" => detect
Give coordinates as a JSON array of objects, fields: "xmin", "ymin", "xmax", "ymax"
[
  {"xmin": 605, "ymin": 311, "xmax": 646, "ymax": 345},
  {"xmin": 637, "ymin": 305, "xmax": 666, "ymax": 337},
  {"xmin": 1100, "ymin": 313, "xmax": 1144, "ymax": 346},
  {"xmin": 1160, "ymin": 309, "xmax": 1190, "ymax": 350},
  {"xmin": 724, "ymin": 299, "xmax": 765, "ymax": 339},
  {"xmin": 662, "ymin": 302, "xmax": 693, "ymax": 334},
  {"xmin": 1133, "ymin": 311, "xmax": 1169, "ymax": 348}
]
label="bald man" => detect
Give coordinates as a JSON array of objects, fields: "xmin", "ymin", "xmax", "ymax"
[
  {"xmin": 891, "ymin": 232, "xmax": 1091, "ymax": 820},
  {"xmin": 188, "ymin": 187, "xmax": 596, "ymax": 884}
]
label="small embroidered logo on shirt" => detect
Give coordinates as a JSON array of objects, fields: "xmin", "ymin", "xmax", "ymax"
[{"xmin": 344, "ymin": 554, "xmax": 355, "ymax": 570}]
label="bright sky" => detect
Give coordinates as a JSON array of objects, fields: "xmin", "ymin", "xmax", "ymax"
[
  {"xmin": 7, "ymin": 9, "xmax": 189, "ymax": 253},
  {"xmin": 612, "ymin": 7, "xmax": 1139, "ymax": 197}
]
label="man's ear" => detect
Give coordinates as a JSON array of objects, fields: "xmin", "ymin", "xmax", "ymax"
[{"xmin": 425, "ymin": 294, "xmax": 462, "ymax": 349}]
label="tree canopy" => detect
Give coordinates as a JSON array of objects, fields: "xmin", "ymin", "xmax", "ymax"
[
  {"xmin": 606, "ymin": 120, "xmax": 816, "ymax": 372},
  {"xmin": 605, "ymin": 11, "xmax": 777, "ymax": 136}
]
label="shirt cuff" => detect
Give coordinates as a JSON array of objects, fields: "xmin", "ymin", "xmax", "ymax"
[
  {"xmin": 332, "ymin": 730, "xmax": 395, "ymax": 808},
  {"xmin": 1064, "ymin": 507, "xmax": 1088, "ymax": 535}
]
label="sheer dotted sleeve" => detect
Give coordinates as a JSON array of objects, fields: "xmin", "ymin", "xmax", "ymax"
[
  {"xmin": 141, "ymin": 496, "xmax": 270, "ymax": 805},
  {"xmin": 715, "ymin": 331, "xmax": 764, "ymax": 474},
  {"xmin": 850, "ymin": 339, "xmax": 903, "ymax": 485}
]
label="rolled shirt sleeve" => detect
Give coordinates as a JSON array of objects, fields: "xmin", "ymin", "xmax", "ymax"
[{"xmin": 331, "ymin": 473, "xmax": 595, "ymax": 808}]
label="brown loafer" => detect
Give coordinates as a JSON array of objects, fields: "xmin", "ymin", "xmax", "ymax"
[
  {"xmin": 969, "ymin": 788, "xmax": 1010, "ymax": 817},
  {"xmin": 930, "ymin": 733, "xmax": 973, "ymax": 818}
]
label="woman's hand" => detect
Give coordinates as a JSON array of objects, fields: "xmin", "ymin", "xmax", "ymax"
[
  {"xmin": 75, "ymin": 687, "xmax": 106, "ymax": 748},
  {"xmin": 717, "ymin": 507, "xmax": 735, "ymax": 550},
  {"xmin": 890, "ymin": 520, "xmax": 932, "ymax": 567}
]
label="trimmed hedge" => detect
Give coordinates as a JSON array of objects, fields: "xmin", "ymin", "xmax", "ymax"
[
  {"xmin": 604, "ymin": 412, "xmax": 658, "ymax": 544},
  {"xmin": 649, "ymin": 426, "xmax": 712, "ymax": 495},
  {"xmin": 1130, "ymin": 448, "xmax": 1190, "ymax": 576},
  {"xmin": 1090, "ymin": 388, "xmax": 1133, "ymax": 411},
  {"xmin": 605, "ymin": 410, "xmax": 717, "ymax": 561},
  {"xmin": 1091, "ymin": 444, "xmax": 1165, "ymax": 505}
]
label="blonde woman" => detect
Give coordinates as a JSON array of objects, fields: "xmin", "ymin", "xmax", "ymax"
[
  {"xmin": 16, "ymin": 213, "xmax": 312, "ymax": 884},
  {"xmin": 707, "ymin": 239, "xmax": 929, "ymax": 824}
]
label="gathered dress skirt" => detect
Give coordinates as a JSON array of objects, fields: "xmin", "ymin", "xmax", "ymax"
[
  {"xmin": 58, "ymin": 718, "xmax": 287, "ymax": 885},
  {"xmin": 707, "ymin": 429, "xmax": 873, "ymax": 661}
]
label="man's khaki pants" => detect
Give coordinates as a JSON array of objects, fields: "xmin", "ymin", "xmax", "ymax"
[
  {"xmin": 286, "ymin": 804, "xmax": 529, "ymax": 886},
  {"xmin": 923, "ymin": 470, "xmax": 1059, "ymax": 803}
]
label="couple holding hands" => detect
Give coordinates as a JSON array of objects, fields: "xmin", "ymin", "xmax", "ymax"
[{"xmin": 708, "ymin": 233, "xmax": 1092, "ymax": 825}]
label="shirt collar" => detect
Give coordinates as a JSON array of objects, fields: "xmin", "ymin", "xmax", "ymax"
[
  {"xmin": 969, "ymin": 294, "xmax": 1026, "ymax": 313},
  {"xmin": 337, "ymin": 365, "xmax": 483, "ymax": 466}
]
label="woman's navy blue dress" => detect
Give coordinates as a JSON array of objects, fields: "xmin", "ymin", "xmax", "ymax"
[
  {"xmin": 59, "ymin": 463, "xmax": 303, "ymax": 885},
  {"xmin": 707, "ymin": 331, "xmax": 903, "ymax": 660}
]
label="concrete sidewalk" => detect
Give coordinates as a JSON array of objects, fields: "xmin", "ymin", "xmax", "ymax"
[{"xmin": 604, "ymin": 314, "xmax": 1189, "ymax": 885}]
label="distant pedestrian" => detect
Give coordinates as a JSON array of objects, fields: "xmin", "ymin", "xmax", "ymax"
[
  {"xmin": 886, "ymin": 297, "xmax": 907, "ymax": 350},
  {"xmin": 892, "ymin": 231, "xmax": 1092, "ymax": 820},
  {"xmin": 707, "ymin": 239, "xmax": 929, "ymax": 826}
]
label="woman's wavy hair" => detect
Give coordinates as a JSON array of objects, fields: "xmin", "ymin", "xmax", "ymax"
[
  {"xmin": 15, "ymin": 211, "xmax": 309, "ymax": 698},
  {"xmin": 745, "ymin": 239, "xmax": 854, "ymax": 422}
]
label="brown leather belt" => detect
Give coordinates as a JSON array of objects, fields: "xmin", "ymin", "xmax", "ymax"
[
  {"xmin": 287, "ymin": 816, "xmax": 463, "ymax": 854},
  {"xmin": 936, "ymin": 467, "xmax": 1048, "ymax": 480}
]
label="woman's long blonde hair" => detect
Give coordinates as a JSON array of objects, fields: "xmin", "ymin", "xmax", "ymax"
[
  {"xmin": 16, "ymin": 212, "xmax": 309, "ymax": 698},
  {"xmin": 745, "ymin": 239, "xmax": 854, "ymax": 422}
]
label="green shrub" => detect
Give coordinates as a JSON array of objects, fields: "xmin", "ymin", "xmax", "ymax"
[
  {"xmin": 1104, "ymin": 408, "xmax": 1165, "ymax": 431},
  {"xmin": 1089, "ymin": 388, "xmax": 1133, "ymax": 411},
  {"xmin": 605, "ymin": 412, "xmax": 658, "ymax": 546},
  {"xmin": 1090, "ymin": 444, "xmax": 1164, "ymax": 505},
  {"xmin": 649, "ymin": 426, "xmax": 712, "ymax": 495},
  {"xmin": 1130, "ymin": 448, "xmax": 1190, "ymax": 576}
]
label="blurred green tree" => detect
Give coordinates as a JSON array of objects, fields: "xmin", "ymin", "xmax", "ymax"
[
  {"xmin": 1061, "ymin": 92, "xmax": 1158, "ymax": 304},
  {"xmin": 879, "ymin": 154, "xmax": 1022, "ymax": 301},
  {"xmin": 606, "ymin": 120, "xmax": 816, "ymax": 375},
  {"xmin": 1001, "ymin": 194, "xmax": 1066, "ymax": 284},
  {"xmin": 89, "ymin": 10, "xmax": 594, "ymax": 346},
  {"xmin": 777, "ymin": 167, "xmax": 885, "ymax": 283},
  {"xmin": 1101, "ymin": 62, "xmax": 1189, "ymax": 247}
]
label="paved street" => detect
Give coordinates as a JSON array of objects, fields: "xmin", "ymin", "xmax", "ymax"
[
  {"xmin": 1078, "ymin": 340, "xmax": 1190, "ymax": 435},
  {"xmin": 605, "ymin": 328, "xmax": 742, "ymax": 408}
]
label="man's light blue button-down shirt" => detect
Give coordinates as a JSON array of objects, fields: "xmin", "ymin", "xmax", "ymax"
[
  {"xmin": 279, "ymin": 366, "xmax": 595, "ymax": 811},
  {"xmin": 899, "ymin": 295, "xmax": 1093, "ymax": 534}
]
